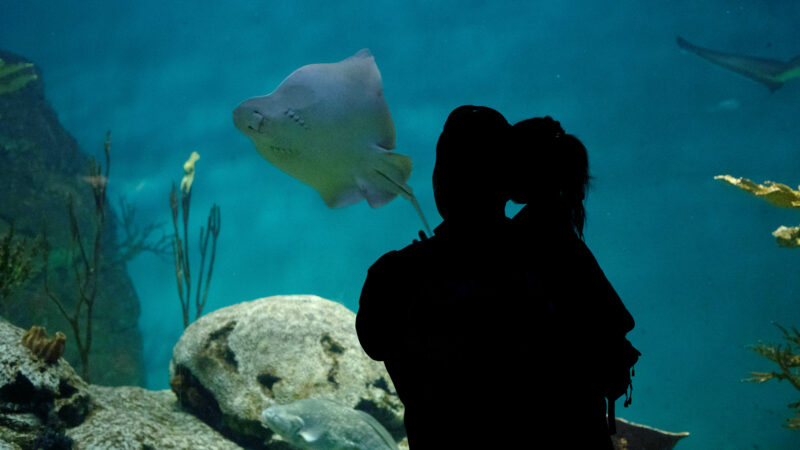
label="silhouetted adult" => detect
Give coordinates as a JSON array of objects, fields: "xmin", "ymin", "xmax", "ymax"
[
  {"xmin": 356, "ymin": 106, "xmax": 533, "ymax": 448},
  {"xmin": 509, "ymin": 117, "xmax": 636, "ymax": 449}
]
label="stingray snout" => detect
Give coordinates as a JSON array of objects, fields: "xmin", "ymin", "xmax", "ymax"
[{"xmin": 233, "ymin": 104, "xmax": 266, "ymax": 134}]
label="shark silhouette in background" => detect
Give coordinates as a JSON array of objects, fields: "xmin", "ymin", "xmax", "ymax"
[{"xmin": 677, "ymin": 36, "xmax": 800, "ymax": 92}]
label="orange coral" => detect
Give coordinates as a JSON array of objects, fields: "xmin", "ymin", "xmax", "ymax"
[{"xmin": 21, "ymin": 325, "xmax": 66, "ymax": 364}]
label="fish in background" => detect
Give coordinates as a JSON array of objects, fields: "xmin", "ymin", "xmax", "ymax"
[
  {"xmin": 677, "ymin": 36, "xmax": 800, "ymax": 92},
  {"xmin": 233, "ymin": 49, "xmax": 431, "ymax": 236},
  {"xmin": 261, "ymin": 398, "xmax": 399, "ymax": 450},
  {"xmin": 707, "ymin": 98, "xmax": 741, "ymax": 113}
]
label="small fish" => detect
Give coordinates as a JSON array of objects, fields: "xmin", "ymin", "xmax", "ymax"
[
  {"xmin": 261, "ymin": 398, "xmax": 398, "ymax": 450},
  {"xmin": 677, "ymin": 36, "xmax": 800, "ymax": 92},
  {"xmin": 707, "ymin": 98, "xmax": 740, "ymax": 113},
  {"xmin": 233, "ymin": 49, "xmax": 430, "ymax": 235}
]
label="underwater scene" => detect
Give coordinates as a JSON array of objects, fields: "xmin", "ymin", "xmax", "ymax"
[{"xmin": 1, "ymin": 0, "xmax": 800, "ymax": 448}]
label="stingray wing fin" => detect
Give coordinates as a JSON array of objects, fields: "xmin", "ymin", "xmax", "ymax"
[
  {"xmin": 316, "ymin": 181, "xmax": 364, "ymax": 209},
  {"xmin": 336, "ymin": 49, "xmax": 396, "ymax": 150},
  {"xmin": 357, "ymin": 151, "xmax": 412, "ymax": 208}
]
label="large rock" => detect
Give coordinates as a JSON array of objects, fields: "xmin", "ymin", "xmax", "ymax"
[
  {"xmin": 0, "ymin": 48, "xmax": 144, "ymax": 386},
  {"xmin": 169, "ymin": 295, "xmax": 405, "ymax": 449},
  {"xmin": 67, "ymin": 386, "xmax": 243, "ymax": 449},
  {"xmin": 0, "ymin": 317, "xmax": 243, "ymax": 449},
  {"xmin": 0, "ymin": 317, "xmax": 89, "ymax": 449}
]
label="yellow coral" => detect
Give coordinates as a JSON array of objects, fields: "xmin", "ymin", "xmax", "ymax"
[
  {"xmin": 714, "ymin": 175, "xmax": 800, "ymax": 209},
  {"xmin": 21, "ymin": 325, "xmax": 66, "ymax": 364},
  {"xmin": 180, "ymin": 151, "xmax": 200, "ymax": 194},
  {"xmin": 773, "ymin": 226, "xmax": 800, "ymax": 248},
  {"xmin": 0, "ymin": 58, "xmax": 37, "ymax": 95}
]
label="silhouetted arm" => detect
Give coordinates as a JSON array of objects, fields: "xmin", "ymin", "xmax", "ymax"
[{"xmin": 356, "ymin": 252, "xmax": 406, "ymax": 362}]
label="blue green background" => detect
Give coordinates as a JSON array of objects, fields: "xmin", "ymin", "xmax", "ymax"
[{"xmin": 2, "ymin": 1, "xmax": 800, "ymax": 448}]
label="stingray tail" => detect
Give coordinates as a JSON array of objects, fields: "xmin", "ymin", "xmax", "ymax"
[
  {"xmin": 376, "ymin": 170, "xmax": 432, "ymax": 237},
  {"xmin": 363, "ymin": 151, "xmax": 432, "ymax": 237}
]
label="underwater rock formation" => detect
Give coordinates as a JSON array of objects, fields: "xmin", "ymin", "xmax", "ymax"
[
  {"xmin": 0, "ymin": 58, "xmax": 37, "ymax": 95},
  {"xmin": 1, "ymin": 317, "xmax": 244, "ymax": 449},
  {"xmin": 0, "ymin": 48, "xmax": 144, "ymax": 386},
  {"xmin": 20, "ymin": 325, "xmax": 66, "ymax": 364},
  {"xmin": 170, "ymin": 295, "xmax": 406, "ymax": 449},
  {"xmin": 612, "ymin": 417, "xmax": 689, "ymax": 449},
  {"xmin": 67, "ymin": 385, "xmax": 243, "ymax": 449},
  {"xmin": 0, "ymin": 317, "xmax": 89, "ymax": 449},
  {"xmin": 1, "ymin": 308, "xmax": 687, "ymax": 449}
]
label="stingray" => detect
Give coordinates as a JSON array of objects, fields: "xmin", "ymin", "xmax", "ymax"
[
  {"xmin": 233, "ymin": 49, "xmax": 431, "ymax": 235},
  {"xmin": 677, "ymin": 36, "xmax": 800, "ymax": 92}
]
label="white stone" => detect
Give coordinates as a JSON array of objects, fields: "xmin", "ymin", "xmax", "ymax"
[{"xmin": 169, "ymin": 295, "xmax": 405, "ymax": 446}]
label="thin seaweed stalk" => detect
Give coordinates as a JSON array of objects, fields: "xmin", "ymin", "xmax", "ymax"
[
  {"xmin": 170, "ymin": 153, "xmax": 220, "ymax": 328},
  {"xmin": 42, "ymin": 131, "xmax": 110, "ymax": 382}
]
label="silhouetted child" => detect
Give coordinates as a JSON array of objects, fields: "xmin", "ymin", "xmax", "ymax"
[{"xmin": 510, "ymin": 116, "xmax": 637, "ymax": 449}]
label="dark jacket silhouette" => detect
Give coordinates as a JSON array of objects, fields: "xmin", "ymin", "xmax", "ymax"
[
  {"xmin": 357, "ymin": 108, "xmax": 636, "ymax": 449},
  {"xmin": 512, "ymin": 204, "xmax": 635, "ymax": 449}
]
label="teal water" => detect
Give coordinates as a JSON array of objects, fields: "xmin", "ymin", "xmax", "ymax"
[{"xmin": 3, "ymin": 1, "xmax": 800, "ymax": 448}]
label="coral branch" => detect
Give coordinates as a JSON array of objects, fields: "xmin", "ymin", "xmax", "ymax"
[
  {"xmin": 116, "ymin": 197, "xmax": 171, "ymax": 262},
  {"xmin": 720, "ymin": 172, "xmax": 800, "ymax": 429},
  {"xmin": 745, "ymin": 323, "xmax": 800, "ymax": 429},
  {"xmin": 41, "ymin": 131, "xmax": 111, "ymax": 382},
  {"xmin": 170, "ymin": 152, "xmax": 221, "ymax": 328},
  {"xmin": 195, "ymin": 204, "xmax": 220, "ymax": 320},
  {"xmin": 715, "ymin": 175, "xmax": 800, "ymax": 209}
]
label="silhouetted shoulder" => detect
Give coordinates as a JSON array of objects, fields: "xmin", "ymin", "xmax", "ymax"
[{"xmin": 356, "ymin": 238, "xmax": 435, "ymax": 362}]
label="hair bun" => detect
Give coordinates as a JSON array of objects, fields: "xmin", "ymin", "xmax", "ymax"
[{"xmin": 541, "ymin": 116, "xmax": 564, "ymax": 140}]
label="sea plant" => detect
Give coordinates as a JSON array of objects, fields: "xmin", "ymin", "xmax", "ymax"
[
  {"xmin": 0, "ymin": 58, "xmax": 37, "ymax": 95},
  {"xmin": 21, "ymin": 325, "xmax": 67, "ymax": 364},
  {"xmin": 116, "ymin": 196, "xmax": 171, "ymax": 263},
  {"xmin": 42, "ymin": 131, "xmax": 111, "ymax": 382},
  {"xmin": 716, "ymin": 174, "xmax": 800, "ymax": 429},
  {"xmin": 0, "ymin": 223, "xmax": 42, "ymax": 299},
  {"xmin": 170, "ymin": 152, "xmax": 220, "ymax": 328},
  {"xmin": 714, "ymin": 175, "xmax": 800, "ymax": 247},
  {"xmin": 743, "ymin": 324, "xmax": 800, "ymax": 430}
]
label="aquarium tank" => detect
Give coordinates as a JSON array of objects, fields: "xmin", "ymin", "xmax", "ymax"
[{"xmin": 1, "ymin": 1, "xmax": 799, "ymax": 449}]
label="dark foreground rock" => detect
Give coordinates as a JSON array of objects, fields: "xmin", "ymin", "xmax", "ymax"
[
  {"xmin": 0, "ymin": 317, "xmax": 240, "ymax": 449},
  {"xmin": 0, "ymin": 317, "xmax": 88, "ymax": 449}
]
